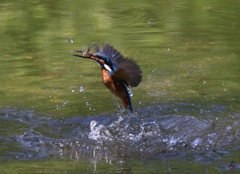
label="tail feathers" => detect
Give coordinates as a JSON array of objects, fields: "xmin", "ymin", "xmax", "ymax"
[
  {"xmin": 121, "ymin": 81, "xmax": 133, "ymax": 113},
  {"xmin": 122, "ymin": 98, "xmax": 133, "ymax": 113}
]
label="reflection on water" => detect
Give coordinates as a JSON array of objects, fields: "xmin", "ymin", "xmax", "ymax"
[{"xmin": 1, "ymin": 106, "xmax": 240, "ymax": 172}]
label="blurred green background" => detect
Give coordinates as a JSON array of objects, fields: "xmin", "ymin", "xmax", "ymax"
[
  {"xmin": 1, "ymin": 0, "xmax": 240, "ymax": 173},
  {"xmin": 0, "ymin": 0, "xmax": 239, "ymax": 118}
]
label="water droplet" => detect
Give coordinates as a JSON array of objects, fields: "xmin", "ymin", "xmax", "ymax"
[
  {"xmin": 127, "ymin": 87, "xmax": 133, "ymax": 97},
  {"xmin": 62, "ymin": 100, "xmax": 67, "ymax": 107},
  {"xmin": 56, "ymin": 104, "xmax": 60, "ymax": 109},
  {"xmin": 79, "ymin": 85, "xmax": 84, "ymax": 92},
  {"xmin": 66, "ymin": 37, "xmax": 73, "ymax": 43}
]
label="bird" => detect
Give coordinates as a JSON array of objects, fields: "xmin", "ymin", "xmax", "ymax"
[{"xmin": 73, "ymin": 44, "xmax": 142, "ymax": 113}]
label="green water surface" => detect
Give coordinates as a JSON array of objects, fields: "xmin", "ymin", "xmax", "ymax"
[
  {"xmin": 0, "ymin": 0, "xmax": 240, "ymax": 173},
  {"xmin": 1, "ymin": 0, "xmax": 239, "ymax": 117}
]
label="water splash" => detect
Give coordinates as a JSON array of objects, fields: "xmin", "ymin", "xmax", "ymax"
[
  {"xmin": 88, "ymin": 120, "xmax": 113, "ymax": 141},
  {"xmin": 0, "ymin": 105, "xmax": 240, "ymax": 163}
]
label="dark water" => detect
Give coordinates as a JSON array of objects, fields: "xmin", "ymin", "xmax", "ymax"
[{"xmin": 1, "ymin": 0, "xmax": 240, "ymax": 173}]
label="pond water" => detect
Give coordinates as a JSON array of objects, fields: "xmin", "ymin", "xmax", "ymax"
[{"xmin": 0, "ymin": 0, "xmax": 240, "ymax": 173}]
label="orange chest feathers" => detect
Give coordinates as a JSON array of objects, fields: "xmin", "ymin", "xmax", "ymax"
[
  {"xmin": 101, "ymin": 70, "xmax": 113, "ymax": 86},
  {"xmin": 101, "ymin": 69, "xmax": 118, "ymax": 94}
]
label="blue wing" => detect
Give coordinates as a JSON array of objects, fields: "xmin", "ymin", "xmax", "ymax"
[{"xmin": 94, "ymin": 44, "xmax": 142, "ymax": 87}]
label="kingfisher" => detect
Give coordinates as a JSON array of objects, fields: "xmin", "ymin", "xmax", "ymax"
[{"xmin": 73, "ymin": 44, "xmax": 142, "ymax": 113}]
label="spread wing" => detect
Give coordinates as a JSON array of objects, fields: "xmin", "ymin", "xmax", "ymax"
[
  {"xmin": 102, "ymin": 44, "xmax": 125, "ymax": 65},
  {"xmin": 94, "ymin": 44, "xmax": 142, "ymax": 87},
  {"xmin": 112, "ymin": 58, "xmax": 142, "ymax": 87}
]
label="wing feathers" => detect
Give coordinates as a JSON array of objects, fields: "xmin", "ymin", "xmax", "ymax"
[
  {"xmin": 112, "ymin": 58, "xmax": 142, "ymax": 87},
  {"xmin": 95, "ymin": 44, "xmax": 142, "ymax": 87}
]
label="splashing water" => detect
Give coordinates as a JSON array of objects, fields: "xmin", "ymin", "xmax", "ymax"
[{"xmin": 0, "ymin": 105, "xmax": 240, "ymax": 163}]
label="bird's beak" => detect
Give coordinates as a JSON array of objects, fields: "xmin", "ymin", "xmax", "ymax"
[{"xmin": 72, "ymin": 48, "xmax": 91, "ymax": 58}]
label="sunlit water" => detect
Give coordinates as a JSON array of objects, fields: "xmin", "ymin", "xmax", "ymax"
[{"xmin": 1, "ymin": 0, "xmax": 240, "ymax": 173}]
